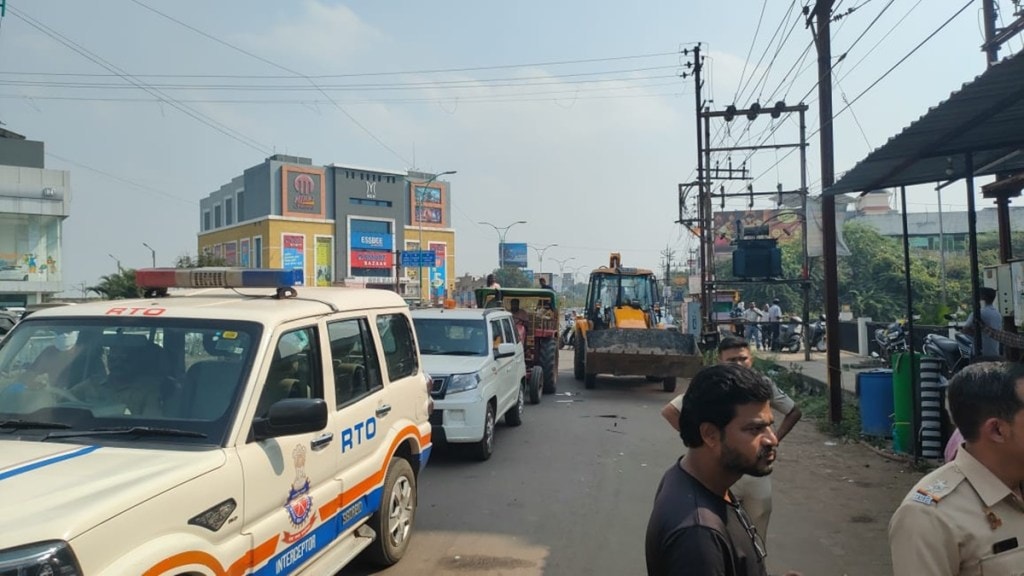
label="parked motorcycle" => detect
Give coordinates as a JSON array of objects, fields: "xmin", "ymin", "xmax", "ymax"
[
  {"xmin": 776, "ymin": 316, "xmax": 804, "ymax": 353},
  {"xmin": 873, "ymin": 321, "xmax": 907, "ymax": 362},
  {"xmin": 922, "ymin": 331, "xmax": 972, "ymax": 378},
  {"xmin": 808, "ymin": 314, "xmax": 827, "ymax": 352},
  {"xmin": 560, "ymin": 323, "xmax": 575, "ymax": 350}
]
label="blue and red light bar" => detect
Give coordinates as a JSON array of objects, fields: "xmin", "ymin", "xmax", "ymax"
[{"xmin": 135, "ymin": 268, "xmax": 302, "ymax": 290}]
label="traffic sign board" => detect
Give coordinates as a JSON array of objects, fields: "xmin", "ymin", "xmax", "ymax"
[{"xmin": 401, "ymin": 250, "xmax": 436, "ymax": 268}]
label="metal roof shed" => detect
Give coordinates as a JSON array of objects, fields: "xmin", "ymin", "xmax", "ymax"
[{"xmin": 820, "ymin": 50, "xmax": 1024, "ymax": 460}]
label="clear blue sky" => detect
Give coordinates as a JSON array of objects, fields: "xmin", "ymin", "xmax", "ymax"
[{"xmin": 0, "ymin": 0, "xmax": 1013, "ymax": 293}]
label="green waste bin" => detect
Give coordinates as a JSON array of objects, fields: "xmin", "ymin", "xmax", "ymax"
[{"xmin": 891, "ymin": 352, "xmax": 920, "ymax": 454}]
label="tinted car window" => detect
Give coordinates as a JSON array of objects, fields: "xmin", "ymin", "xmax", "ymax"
[
  {"xmin": 376, "ymin": 313, "xmax": 418, "ymax": 381},
  {"xmin": 328, "ymin": 317, "xmax": 383, "ymax": 407}
]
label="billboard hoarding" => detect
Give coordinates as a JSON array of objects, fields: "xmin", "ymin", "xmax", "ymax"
[
  {"xmin": 315, "ymin": 236, "xmax": 333, "ymax": 286},
  {"xmin": 351, "ymin": 250, "xmax": 393, "ymax": 269},
  {"xmin": 500, "ymin": 243, "xmax": 528, "ymax": 268},
  {"xmin": 350, "ymin": 231, "xmax": 394, "ymax": 251},
  {"xmin": 282, "ymin": 234, "xmax": 305, "ymax": 286}
]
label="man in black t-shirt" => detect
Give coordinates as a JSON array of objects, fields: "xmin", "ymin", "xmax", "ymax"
[{"xmin": 645, "ymin": 363, "xmax": 801, "ymax": 576}]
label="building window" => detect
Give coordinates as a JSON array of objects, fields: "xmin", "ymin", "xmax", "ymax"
[
  {"xmin": 253, "ymin": 236, "xmax": 263, "ymax": 267},
  {"xmin": 349, "ymin": 198, "xmax": 393, "ymax": 207},
  {"xmin": 236, "ymin": 191, "xmax": 245, "ymax": 222},
  {"xmin": 214, "ymin": 204, "xmax": 222, "ymax": 228},
  {"xmin": 225, "ymin": 197, "xmax": 234, "ymax": 226},
  {"xmin": 203, "ymin": 210, "xmax": 211, "ymax": 231}
]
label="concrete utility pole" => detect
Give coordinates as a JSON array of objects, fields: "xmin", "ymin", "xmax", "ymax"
[
  {"xmin": 810, "ymin": 0, "xmax": 843, "ymax": 424},
  {"xmin": 661, "ymin": 245, "xmax": 675, "ymax": 300}
]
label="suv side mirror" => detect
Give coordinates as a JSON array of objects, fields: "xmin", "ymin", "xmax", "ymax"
[
  {"xmin": 253, "ymin": 398, "xmax": 328, "ymax": 440},
  {"xmin": 495, "ymin": 342, "xmax": 516, "ymax": 358}
]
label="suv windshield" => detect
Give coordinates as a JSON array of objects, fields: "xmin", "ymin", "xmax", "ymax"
[
  {"xmin": 0, "ymin": 317, "xmax": 261, "ymax": 446},
  {"xmin": 413, "ymin": 318, "xmax": 489, "ymax": 356}
]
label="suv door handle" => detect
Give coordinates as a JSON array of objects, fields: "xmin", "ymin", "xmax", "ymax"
[
  {"xmin": 375, "ymin": 404, "xmax": 392, "ymax": 418},
  {"xmin": 311, "ymin": 432, "xmax": 334, "ymax": 451}
]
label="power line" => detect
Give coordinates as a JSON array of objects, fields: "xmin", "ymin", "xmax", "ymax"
[
  {"xmin": 9, "ymin": 6, "xmax": 272, "ymax": 155},
  {"xmin": 0, "ymin": 68, "xmax": 682, "ymax": 91},
  {"xmin": 836, "ymin": 0, "xmax": 926, "ymax": 85},
  {"xmin": 0, "ymin": 89, "xmax": 686, "ymax": 106},
  {"xmin": 45, "ymin": 152, "xmax": 197, "ymax": 206},
  {"xmin": 0, "ymin": 50, "xmax": 687, "ymax": 80},
  {"xmin": 734, "ymin": 0, "xmax": 770, "ymax": 103},
  {"xmin": 736, "ymin": 0, "xmax": 798, "ymax": 105}
]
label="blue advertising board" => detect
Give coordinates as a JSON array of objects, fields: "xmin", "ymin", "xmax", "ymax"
[
  {"xmin": 401, "ymin": 250, "xmax": 436, "ymax": 268},
  {"xmin": 350, "ymin": 231, "xmax": 393, "ymax": 251},
  {"xmin": 500, "ymin": 243, "xmax": 528, "ymax": 268}
]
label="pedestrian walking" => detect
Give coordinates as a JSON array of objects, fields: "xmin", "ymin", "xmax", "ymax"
[
  {"xmin": 889, "ymin": 361, "xmax": 1024, "ymax": 575},
  {"xmin": 767, "ymin": 298, "xmax": 783, "ymax": 352},
  {"xmin": 744, "ymin": 302, "xmax": 765, "ymax": 350},
  {"xmin": 660, "ymin": 336, "xmax": 802, "ymax": 541},
  {"xmin": 646, "ymin": 362, "xmax": 802, "ymax": 576}
]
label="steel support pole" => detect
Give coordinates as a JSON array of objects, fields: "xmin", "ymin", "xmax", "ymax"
[
  {"xmin": 966, "ymin": 153, "xmax": 983, "ymax": 358},
  {"xmin": 900, "ymin": 186, "xmax": 920, "ymax": 462},
  {"xmin": 800, "ymin": 109, "xmax": 811, "ymax": 361}
]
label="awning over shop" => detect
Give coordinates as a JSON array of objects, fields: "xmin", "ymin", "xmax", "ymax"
[{"xmin": 824, "ymin": 49, "xmax": 1024, "ymax": 196}]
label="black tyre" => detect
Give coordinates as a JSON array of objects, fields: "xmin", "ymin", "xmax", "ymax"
[
  {"xmin": 663, "ymin": 377, "xmax": 677, "ymax": 393},
  {"xmin": 585, "ymin": 373, "xmax": 597, "ymax": 389},
  {"xmin": 528, "ymin": 366, "xmax": 543, "ymax": 405},
  {"xmin": 363, "ymin": 457, "xmax": 416, "ymax": 566},
  {"xmin": 473, "ymin": 403, "xmax": 496, "ymax": 461},
  {"xmin": 815, "ymin": 336, "xmax": 826, "ymax": 352},
  {"xmin": 539, "ymin": 338, "xmax": 557, "ymax": 394},
  {"xmin": 788, "ymin": 339, "xmax": 801, "ymax": 353},
  {"xmin": 505, "ymin": 384, "xmax": 524, "ymax": 427},
  {"xmin": 645, "ymin": 375, "xmax": 662, "ymax": 382},
  {"xmin": 574, "ymin": 335, "xmax": 585, "ymax": 380}
]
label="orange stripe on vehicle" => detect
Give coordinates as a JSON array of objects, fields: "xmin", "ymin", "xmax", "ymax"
[
  {"xmin": 143, "ymin": 551, "xmax": 227, "ymax": 576},
  {"xmin": 226, "ymin": 535, "xmax": 279, "ymax": 576}
]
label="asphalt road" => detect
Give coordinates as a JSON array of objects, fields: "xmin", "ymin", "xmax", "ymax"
[
  {"xmin": 340, "ymin": 353, "xmax": 681, "ymax": 575},
  {"xmin": 341, "ymin": 353, "xmax": 919, "ymax": 576}
]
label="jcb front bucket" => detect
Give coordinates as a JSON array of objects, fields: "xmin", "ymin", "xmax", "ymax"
[{"xmin": 585, "ymin": 328, "xmax": 702, "ymax": 378}]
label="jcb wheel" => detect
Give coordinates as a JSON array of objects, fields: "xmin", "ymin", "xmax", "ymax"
[
  {"xmin": 663, "ymin": 377, "xmax": 677, "ymax": 393},
  {"xmin": 540, "ymin": 338, "xmax": 557, "ymax": 394},
  {"xmin": 573, "ymin": 335, "xmax": 585, "ymax": 380}
]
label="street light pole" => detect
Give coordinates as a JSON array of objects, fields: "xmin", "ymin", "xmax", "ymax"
[
  {"xmin": 142, "ymin": 242, "xmax": 156, "ymax": 268},
  {"xmin": 551, "ymin": 256, "xmax": 575, "ymax": 290},
  {"xmin": 411, "ymin": 170, "xmax": 456, "ymax": 304},
  {"xmin": 480, "ymin": 220, "xmax": 527, "ymax": 273},
  {"xmin": 529, "ymin": 243, "xmax": 558, "ymax": 275},
  {"xmin": 108, "ymin": 253, "xmax": 122, "ymax": 273}
]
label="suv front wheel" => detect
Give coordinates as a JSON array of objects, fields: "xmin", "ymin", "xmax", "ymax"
[{"xmin": 473, "ymin": 403, "xmax": 496, "ymax": 461}]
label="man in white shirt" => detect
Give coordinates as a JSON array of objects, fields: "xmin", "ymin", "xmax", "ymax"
[{"xmin": 767, "ymin": 299, "xmax": 782, "ymax": 352}]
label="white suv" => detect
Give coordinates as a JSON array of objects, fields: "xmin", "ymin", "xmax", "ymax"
[
  {"xmin": 0, "ymin": 269, "xmax": 432, "ymax": 575},
  {"xmin": 411, "ymin": 307, "xmax": 527, "ymax": 461}
]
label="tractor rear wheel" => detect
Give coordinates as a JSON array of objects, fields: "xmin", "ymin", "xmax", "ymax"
[{"xmin": 540, "ymin": 339, "xmax": 557, "ymax": 394}]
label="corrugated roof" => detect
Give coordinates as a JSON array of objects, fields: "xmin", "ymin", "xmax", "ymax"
[{"xmin": 825, "ymin": 49, "xmax": 1024, "ymax": 196}]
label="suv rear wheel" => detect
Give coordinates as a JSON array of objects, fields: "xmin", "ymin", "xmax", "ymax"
[
  {"xmin": 363, "ymin": 457, "xmax": 416, "ymax": 566},
  {"xmin": 505, "ymin": 384, "xmax": 524, "ymax": 426}
]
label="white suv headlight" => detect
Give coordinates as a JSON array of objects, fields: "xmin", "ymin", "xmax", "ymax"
[
  {"xmin": 446, "ymin": 372, "xmax": 481, "ymax": 394},
  {"xmin": 0, "ymin": 540, "xmax": 83, "ymax": 575}
]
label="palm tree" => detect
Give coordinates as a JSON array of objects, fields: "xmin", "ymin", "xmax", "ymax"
[{"xmin": 88, "ymin": 269, "xmax": 140, "ymax": 300}]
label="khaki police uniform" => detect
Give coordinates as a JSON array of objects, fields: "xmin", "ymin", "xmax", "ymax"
[
  {"xmin": 669, "ymin": 377, "xmax": 795, "ymax": 540},
  {"xmin": 889, "ymin": 445, "xmax": 1024, "ymax": 575}
]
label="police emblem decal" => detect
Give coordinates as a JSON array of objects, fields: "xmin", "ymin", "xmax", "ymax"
[{"xmin": 283, "ymin": 444, "xmax": 316, "ymax": 543}]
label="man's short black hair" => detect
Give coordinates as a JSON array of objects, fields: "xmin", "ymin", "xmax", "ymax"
[
  {"xmin": 980, "ymin": 287, "xmax": 997, "ymax": 304},
  {"xmin": 949, "ymin": 361, "xmax": 1024, "ymax": 442},
  {"xmin": 717, "ymin": 336, "xmax": 751, "ymax": 355},
  {"xmin": 679, "ymin": 363, "xmax": 772, "ymax": 448}
]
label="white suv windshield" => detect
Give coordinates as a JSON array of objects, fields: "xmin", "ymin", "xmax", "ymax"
[
  {"xmin": 413, "ymin": 318, "xmax": 488, "ymax": 356},
  {"xmin": 0, "ymin": 318, "xmax": 261, "ymax": 446}
]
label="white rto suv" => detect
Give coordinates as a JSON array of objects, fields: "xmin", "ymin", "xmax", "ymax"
[{"xmin": 411, "ymin": 307, "xmax": 528, "ymax": 461}]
